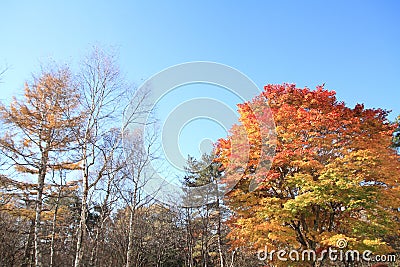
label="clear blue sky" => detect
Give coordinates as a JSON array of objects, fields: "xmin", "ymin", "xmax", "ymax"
[{"xmin": 1, "ymin": 1, "xmax": 399, "ymax": 166}]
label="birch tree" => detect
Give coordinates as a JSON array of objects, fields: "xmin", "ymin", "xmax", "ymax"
[
  {"xmin": 73, "ymin": 47, "xmax": 126, "ymax": 267},
  {"xmin": 118, "ymin": 127, "xmax": 159, "ymax": 267},
  {"xmin": 74, "ymin": 46, "xmax": 149, "ymax": 266}
]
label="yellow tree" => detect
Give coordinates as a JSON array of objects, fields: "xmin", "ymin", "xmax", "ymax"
[
  {"xmin": 0, "ymin": 66, "xmax": 83, "ymax": 267},
  {"xmin": 216, "ymin": 84, "xmax": 400, "ymax": 266}
]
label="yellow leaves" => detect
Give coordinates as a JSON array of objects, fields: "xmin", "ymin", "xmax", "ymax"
[
  {"xmin": 1, "ymin": 204, "xmax": 36, "ymax": 220},
  {"xmin": 359, "ymin": 239, "xmax": 393, "ymax": 253},
  {"xmin": 283, "ymin": 192, "xmax": 317, "ymax": 214},
  {"xmin": 14, "ymin": 165, "xmax": 38, "ymax": 174},
  {"xmin": 362, "ymin": 239, "xmax": 387, "ymax": 248},
  {"xmin": 0, "ymin": 67, "xmax": 86, "ymax": 189},
  {"xmin": 41, "ymin": 210, "xmax": 55, "ymax": 221},
  {"xmin": 54, "ymin": 161, "xmax": 83, "ymax": 170},
  {"xmin": 320, "ymin": 233, "xmax": 356, "ymax": 249}
]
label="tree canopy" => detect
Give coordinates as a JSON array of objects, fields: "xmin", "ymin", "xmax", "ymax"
[{"xmin": 215, "ymin": 84, "xmax": 400, "ymax": 266}]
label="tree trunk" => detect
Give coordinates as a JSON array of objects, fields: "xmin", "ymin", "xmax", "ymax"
[
  {"xmin": 216, "ymin": 198, "xmax": 224, "ymax": 267},
  {"xmin": 201, "ymin": 205, "xmax": 210, "ymax": 267},
  {"xmin": 34, "ymin": 171, "xmax": 46, "ymax": 267},
  {"xmin": 186, "ymin": 208, "xmax": 194, "ymax": 267},
  {"xmin": 22, "ymin": 219, "xmax": 35, "ymax": 267},
  {"xmin": 126, "ymin": 206, "xmax": 135, "ymax": 267},
  {"xmin": 49, "ymin": 196, "xmax": 60, "ymax": 267},
  {"xmin": 50, "ymin": 176, "xmax": 63, "ymax": 267},
  {"xmin": 89, "ymin": 228, "xmax": 100, "ymax": 267},
  {"xmin": 228, "ymin": 250, "xmax": 236, "ymax": 267},
  {"xmin": 74, "ymin": 187, "xmax": 88, "ymax": 267},
  {"xmin": 75, "ymin": 143, "xmax": 90, "ymax": 267}
]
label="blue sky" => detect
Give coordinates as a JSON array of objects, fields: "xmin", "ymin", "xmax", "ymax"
[{"xmin": 1, "ymin": 1, "xmax": 399, "ymax": 167}]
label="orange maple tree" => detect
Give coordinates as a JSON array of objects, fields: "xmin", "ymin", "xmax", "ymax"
[{"xmin": 215, "ymin": 84, "xmax": 400, "ymax": 265}]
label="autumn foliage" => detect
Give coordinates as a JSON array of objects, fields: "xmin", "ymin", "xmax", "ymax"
[
  {"xmin": 1, "ymin": 57, "xmax": 399, "ymax": 266},
  {"xmin": 215, "ymin": 84, "xmax": 400, "ymax": 264},
  {"xmin": 0, "ymin": 67, "xmax": 83, "ymax": 267}
]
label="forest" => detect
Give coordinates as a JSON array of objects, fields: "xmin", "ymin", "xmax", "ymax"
[{"xmin": 0, "ymin": 47, "xmax": 399, "ymax": 267}]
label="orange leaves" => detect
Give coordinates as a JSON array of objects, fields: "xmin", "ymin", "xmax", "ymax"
[
  {"xmin": 52, "ymin": 161, "xmax": 83, "ymax": 171},
  {"xmin": 216, "ymin": 83, "xmax": 400, "ymax": 256},
  {"xmin": 0, "ymin": 66, "xmax": 85, "ymax": 175},
  {"xmin": 14, "ymin": 165, "xmax": 39, "ymax": 174},
  {"xmin": 215, "ymin": 93, "xmax": 277, "ymax": 194},
  {"xmin": 214, "ymin": 138, "xmax": 231, "ymax": 168}
]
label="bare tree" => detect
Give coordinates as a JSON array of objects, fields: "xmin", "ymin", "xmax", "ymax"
[
  {"xmin": 118, "ymin": 126, "xmax": 160, "ymax": 267},
  {"xmin": 88, "ymin": 128, "xmax": 125, "ymax": 267},
  {"xmin": 73, "ymin": 47, "xmax": 126, "ymax": 267},
  {"xmin": 73, "ymin": 46, "xmax": 150, "ymax": 267}
]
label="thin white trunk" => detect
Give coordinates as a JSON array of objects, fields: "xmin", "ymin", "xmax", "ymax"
[
  {"xmin": 74, "ymin": 187, "xmax": 88, "ymax": 267},
  {"xmin": 228, "ymin": 250, "xmax": 236, "ymax": 267},
  {"xmin": 75, "ymin": 143, "xmax": 89, "ymax": 267},
  {"xmin": 125, "ymin": 206, "xmax": 135, "ymax": 267}
]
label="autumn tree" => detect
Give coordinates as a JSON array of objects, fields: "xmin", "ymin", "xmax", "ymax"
[
  {"xmin": 215, "ymin": 84, "xmax": 400, "ymax": 266},
  {"xmin": 0, "ymin": 66, "xmax": 83, "ymax": 267}
]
